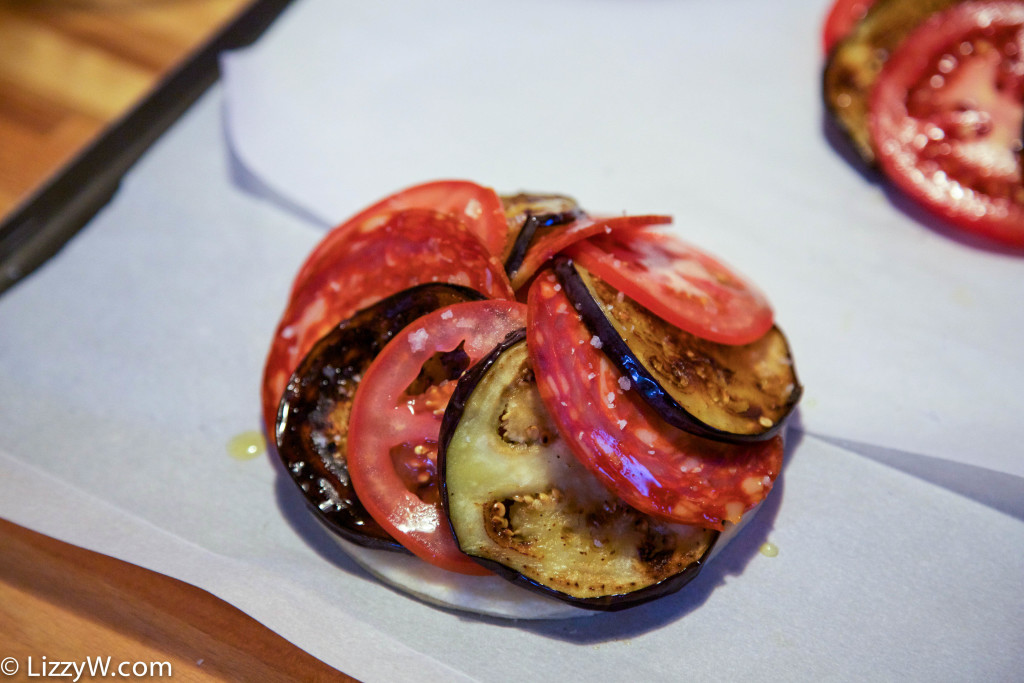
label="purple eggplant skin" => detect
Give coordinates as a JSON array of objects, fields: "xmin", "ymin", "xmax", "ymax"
[
  {"xmin": 438, "ymin": 327, "xmax": 528, "ymax": 468},
  {"xmin": 500, "ymin": 193, "xmax": 584, "ymax": 280},
  {"xmin": 276, "ymin": 283, "xmax": 484, "ymax": 552},
  {"xmin": 438, "ymin": 329, "xmax": 719, "ymax": 612},
  {"xmin": 554, "ymin": 258, "xmax": 801, "ymax": 445}
]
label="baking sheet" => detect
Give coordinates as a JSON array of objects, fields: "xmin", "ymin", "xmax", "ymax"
[
  {"xmin": 0, "ymin": 0, "xmax": 294, "ymax": 295},
  {"xmin": 1, "ymin": 80, "xmax": 1022, "ymax": 682},
  {"xmin": 220, "ymin": 0, "xmax": 1024, "ymax": 479},
  {"xmin": 1, "ymin": 0, "xmax": 1023, "ymax": 680}
]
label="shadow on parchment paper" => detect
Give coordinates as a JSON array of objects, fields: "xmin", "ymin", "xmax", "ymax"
[
  {"xmin": 267, "ymin": 408, "xmax": 805, "ymax": 642},
  {"xmin": 815, "ymin": 435, "xmax": 1024, "ymax": 523},
  {"xmin": 266, "ymin": 413, "xmax": 805, "ymax": 641},
  {"xmin": 223, "ymin": 114, "xmax": 333, "ymax": 231},
  {"xmin": 266, "ymin": 435, "xmax": 377, "ymax": 578},
  {"xmin": 506, "ymin": 418, "xmax": 804, "ymax": 643}
]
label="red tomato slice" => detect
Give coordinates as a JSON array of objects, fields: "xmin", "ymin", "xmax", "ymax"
[
  {"xmin": 527, "ymin": 271, "xmax": 784, "ymax": 531},
  {"xmin": 822, "ymin": 0, "xmax": 877, "ymax": 53},
  {"xmin": 508, "ymin": 213, "xmax": 672, "ymax": 292},
  {"xmin": 291, "ymin": 180, "xmax": 508, "ymax": 298},
  {"xmin": 261, "ymin": 208, "xmax": 514, "ymax": 436},
  {"xmin": 565, "ymin": 229, "xmax": 774, "ymax": 346},
  {"xmin": 869, "ymin": 1, "xmax": 1024, "ymax": 248},
  {"xmin": 346, "ymin": 299, "xmax": 528, "ymax": 575}
]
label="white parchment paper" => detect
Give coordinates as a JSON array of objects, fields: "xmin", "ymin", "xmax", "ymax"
[
  {"xmin": 220, "ymin": 0, "xmax": 1024, "ymax": 478},
  {"xmin": 1, "ymin": 1, "xmax": 1023, "ymax": 680},
  {"xmin": 0, "ymin": 81, "xmax": 1021, "ymax": 683}
]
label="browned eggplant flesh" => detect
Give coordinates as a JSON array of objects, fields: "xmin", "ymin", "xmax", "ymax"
[
  {"xmin": 557, "ymin": 259, "xmax": 801, "ymax": 443},
  {"xmin": 276, "ymin": 283, "xmax": 483, "ymax": 550},
  {"xmin": 440, "ymin": 330, "xmax": 718, "ymax": 611},
  {"xmin": 823, "ymin": 0, "xmax": 961, "ymax": 165},
  {"xmin": 499, "ymin": 192, "xmax": 584, "ymax": 275}
]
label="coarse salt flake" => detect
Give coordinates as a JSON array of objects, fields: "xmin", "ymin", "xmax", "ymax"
[
  {"xmin": 635, "ymin": 428, "xmax": 658, "ymax": 446},
  {"xmin": 618, "ymin": 377, "xmax": 631, "ymax": 391},
  {"xmin": 590, "ymin": 335, "xmax": 603, "ymax": 349},
  {"xmin": 464, "ymin": 198, "xmax": 483, "ymax": 219},
  {"xmin": 408, "ymin": 328, "xmax": 429, "ymax": 352}
]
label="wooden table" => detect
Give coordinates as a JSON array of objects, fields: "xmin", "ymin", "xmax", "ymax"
[{"xmin": 0, "ymin": 2, "xmax": 354, "ymax": 679}]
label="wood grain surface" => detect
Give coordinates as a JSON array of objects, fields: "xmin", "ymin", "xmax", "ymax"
[
  {"xmin": 0, "ymin": 1, "xmax": 356, "ymax": 679},
  {"xmin": 0, "ymin": 0, "xmax": 252, "ymax": 218},
  {"xmin": 0, "ymin": 519, "xmax": 351, "ymax": 681}
]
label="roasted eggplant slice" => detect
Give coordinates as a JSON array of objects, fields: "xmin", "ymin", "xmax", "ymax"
[
  {"xmin": 499, "ymin": 192, "xmax": 584, "ymax": 277},
  {"xmin": 276, "ymin": 283, "xmax": 484, "ymax": 550},
  {"xmin": 557, "ymin": 259, "xmax": 801, "ymax": 443},
  {"xmin": 439, "ymin": 330, "xmax": 718, "ymax": 611},
  {"xmin": 823, "ymin": 0, "xmax": 961, "ymax": 164}
]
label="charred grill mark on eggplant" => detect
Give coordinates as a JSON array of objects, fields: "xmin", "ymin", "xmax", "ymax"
[
  {"xmin": 554, "ymin": 258, "xmax": 801, "ymax": 443},
  {"xmin": 440, "ymin": 333, "xmax": 717, "ymax": 610},
  {"xmin": 276, "ymin": 283, "xmax": 484, "ymax": 550}
]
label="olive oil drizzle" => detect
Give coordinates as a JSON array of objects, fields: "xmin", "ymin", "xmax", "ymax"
[{"xmin": 228, "ymin": 430, "xmax": 266, "ymax": 461}]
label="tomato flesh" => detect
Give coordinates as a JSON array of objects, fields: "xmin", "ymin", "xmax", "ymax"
[
  {"xmin": 527, "ymin": 271, "xmax": 784, "ymax": 530},
  {"xmin": 870, "ymin": 1, "xmax": 1024, "ymax": 247},
  {"xmin": 262, "ymin": 208, "xmax": 514, "ymax": 436},
  {"xmin": 507, "ymin": 213, "xmax": 672, "ymax": 292},
  {"xmin": 291, "ymin": 179, "xmax": 509, "ymax": 298},
  {"xmin": 822, "ymin": 0, "xmax": 877, "ymax": 53},
  {"xmin": 566, "ymin": 229, "xmax": 774, "ymax": 346},
  {"xmin": 347, "ymin": 299, "xmax": 528, "ymax": 575}
]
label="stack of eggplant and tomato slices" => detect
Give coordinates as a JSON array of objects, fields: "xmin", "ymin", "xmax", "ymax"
[
  {"xmin": 823, "ymin": 0, "xmax": 1024, "ymax": 248},
  {"xmin": 263, "ymin": 180, "xmax": 802, "ymax": 617}
]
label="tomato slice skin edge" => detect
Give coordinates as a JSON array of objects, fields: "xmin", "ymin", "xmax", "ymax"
[
  {"xmin": 261, "ymin": 207, "xmax": 514, "ymax": 437},
  {"xmin": 507, "ymin": 213, "xmax": 672, "ymax": 292},
  {"xmin": 291, "ymin": 180, "xmax": 509, "ymax": 298},
  {"xmin": 822, "ymin": 0, "xmax": 877, "ymax": 54},
  {"xmin": 868, "ymin": 1, "xmax": 1024, "ymax": 249},
  {"xmin": 566, "ymin": 230, "xmax": 774, "ymax": 346},
  {"xmin": 346, "ymin": 299, "xmax": 529, "ymax": 575},
  {"xmin": 526, "ymin": 271, "xmax": 784, "ymax": 530}
]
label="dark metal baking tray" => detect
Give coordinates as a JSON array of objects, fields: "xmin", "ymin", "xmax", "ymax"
[{"xmin": 0, "ymin": 0, "xmax": 294, "ymax": 296}]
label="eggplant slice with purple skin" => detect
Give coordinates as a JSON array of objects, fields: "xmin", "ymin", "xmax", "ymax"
[
  {"xmin": 440, "ymin": 329, "xmax": 718, "ymax": 611},
  {"xmin": 499, "ymin": 192, "xmax": 584, "ymax": 279},
  {"xmin": 276, "ymin": 283, "xmax": 484, "ymax": 551},
  {"xmin": 823, "ymin": 0, "xmax": 961, "ymax": 165},
  {"xmin": 555, "ymin": 258, "xmax": 801, "ymax": 443}
]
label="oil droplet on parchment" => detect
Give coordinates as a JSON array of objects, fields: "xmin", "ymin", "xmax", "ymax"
[
  {"xmin": 759, "ymin": 542, "xmax": 779, "ymax": 558},
  {"xmin": 227, "ymin": 430, "xmax": 266, "ymax": 461}
]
